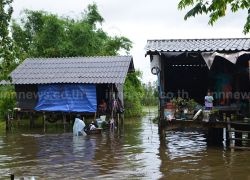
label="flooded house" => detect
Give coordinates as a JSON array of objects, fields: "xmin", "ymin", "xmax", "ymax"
[
  {"xmin": 3, "ymin": 56, "xmax": 134, "ymax": 128},
  {"xmin": 145, "ymin": 38, "xmax": 250, "ymax": 127}
]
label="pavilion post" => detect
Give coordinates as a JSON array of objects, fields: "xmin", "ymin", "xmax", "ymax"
[
  {"xmin": 43, "ymin": 112, "xmax": 46, "ymax": 133},
  {"xmin": 29, "ymin": 112, "xmax": 34, "ymax": 128},
  {"xmin": 63, "ymin": 112, "xmax": 66, "ymax": 131},
  {"xmin": 248, "ymin": 60, "xmax": 250, "ymax": 117}
]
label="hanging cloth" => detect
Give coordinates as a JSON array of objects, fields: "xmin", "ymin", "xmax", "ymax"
[{"xmin": 201, "ymin": 51, "xmax": 250, "ymax": 70}]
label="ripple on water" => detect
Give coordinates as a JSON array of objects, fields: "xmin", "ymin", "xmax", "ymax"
[{"xmin": 0, "ymin": 112, "xmax": 250, "ymax": 179}]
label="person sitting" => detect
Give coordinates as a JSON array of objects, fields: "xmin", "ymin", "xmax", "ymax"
[
  {"xmin": 89, "ymin": 121, "xmax": 97, "ymax": 131},
  {"xmin": 98, "ymin": 99, "xmax": 107, "ymax": 114}
]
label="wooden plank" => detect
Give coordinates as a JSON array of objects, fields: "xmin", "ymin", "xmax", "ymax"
[
  {"xmin": 228, "ymin": 122, "xmax": 250, "ymax": 126},
  {"xmin": 230, "ymin": 146, "xmax": 250, "ymax": 150},
  {"xmin": 164, "ymin": 120, "xmax": 226, "ymax": 129},
  {"xmin": 229, "ymin": 138, "xmax": 250, "ymax": 141},
  {"xmin": 227, "ymin": 130, "xmax": 250, "ymax": 133}
]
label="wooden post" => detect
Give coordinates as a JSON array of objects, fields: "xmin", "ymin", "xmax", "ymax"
[
  {"xmin": 248, "ymin": 60, "xmax": 250, "ymax": 117},
  {"xmin": 63, "ymin": 113, "xmax": 66, "ymax": 131},
  {"xmin": 225, "ymin": 127, "xmax": 230, "ymax": 147},
  {"xmin": 94, "ymin": 112, "xmax": 96, "ymax": 122},
  {"xmin": 6, "ymin": 109, "xmax": 13, "ymax": 131},
  {"xmin": 110, "ymin": 84, "xmax": 115, "ymax": 131},
  {"xmin": 43, "ymin": 112, "xmax": 46, "ymax": 133},
  {"xmin": 121, "ymin": 113, "xmax": 124, "ymax": 126},
  {"xmin": 29, "ymin": 112, "xmax": 34, "ymax": 128},
  {"xmin": 117, "ymin": 113, "xmax": 120, "ymax": 135},
  {"xmin": 223, "ymin": 113, "xmax": 227, "ymax": 122},
  {"xmin": 158, "ymin": 125, "xmax": 166, "ymax": 141},
  {"xmin": 67, "ymin": 113, "xmax": 70, "ymax": 125},
  {"xmin": 10, "ymin": 174, "xmax": 14, "ymax": 180},
  {"xmin": 6, "ymin": 115, "xmax": 10, "ymax": 131},
  {"xmin": 234, "ymin": 130, "xmax": 242, "ymax": 147},
  {"xmin": 17, "ymin": 111, "xmax": 21, "ymax": 128},
  {"xmin": 248, "ymin": 132, "xmax": 250, "ymax": 147},
  {"xmin": 111, "ymin": 84, "xmax": 114, "ymax": 119},
  {"xmin": 227, "ymin": 117, "xmax": 234, "ymax": 148},
  {"xmin": 119, "ymin": 113, "xmax": 124, "ymax": 134},
  {"xmin": 117, "ymin": 113, "xmax": 120, "ymax": 127}
]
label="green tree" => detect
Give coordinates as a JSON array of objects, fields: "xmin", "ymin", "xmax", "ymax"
[
  {"xmin": 0, "ymin": 86, "xmax": 15, "ymax": 118},
  {"xmin": 11, "ymin": 4, "xmax": 132, "ymax": 59},
  {"xmin": 124, "ymin": 70, "xmax": 144, "ymax": 117},
  {"xmin": 142, "ymin": 82, "xmax": 158, "ymax": 106},
  {"xmin": 178, "ymin": 0, "xmax": 250, "ymax": 34},
  {"xmin": 0, "ymin": 0, "xmax": 17, "ymax": 80}
]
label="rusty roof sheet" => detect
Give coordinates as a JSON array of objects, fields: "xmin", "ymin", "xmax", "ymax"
[
  {"xmin": 10, "ymin": 56, "xmax": 134, "ymax": 85},
  {"xmin": 145, "ymin": 38, "xmax": 250, "ymax": 53}
]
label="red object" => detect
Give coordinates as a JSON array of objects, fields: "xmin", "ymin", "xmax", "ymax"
[{"xmin": 165, "ymin": 102, "xmax": 175, "ymax": 109}]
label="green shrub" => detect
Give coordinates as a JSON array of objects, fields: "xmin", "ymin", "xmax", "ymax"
[
  {"xmin": 124, "ymin": 71, "xmax": 144, "ymax": 117},
  {"xmin": 0, "ymin": 85, "xmax": 16, "ymax": 119}
]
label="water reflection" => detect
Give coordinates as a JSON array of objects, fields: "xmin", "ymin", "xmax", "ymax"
[
  {"xmin": 0, "ymin": 110, "xmax": 250, "ymax": 179},
  {"xmin": 165, "ymin": 131, "xmax": 207, "ymax": 160},
  {"xmin": 72, "ymin": 135, "xmax": 96, "ymax": 160}
]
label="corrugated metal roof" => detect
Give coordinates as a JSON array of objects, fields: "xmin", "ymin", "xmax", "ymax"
[
  {"xmin": 9, "ymin": 56, "xmax": 134, "ymax": 85},
  {"xmin": 145, "ymin": 38, "xmax": 250, "ymax": 53}
]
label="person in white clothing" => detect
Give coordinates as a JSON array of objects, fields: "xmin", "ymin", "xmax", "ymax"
[{"xmin": 73, "ymin": 114, "xmax": 86, "ymax": 136}]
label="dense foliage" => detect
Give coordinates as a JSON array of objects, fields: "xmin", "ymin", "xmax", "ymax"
[
  {"xmin": 0, "ymin": 86, "xmax": 15, "ymax": 118},
  {"xmin": 178, "ymin": 0, "xmax": 250, "ymax": 34},
  {"xmin": 0, "ymin": 0, "xmax": 17, "ymax": 80},
  {"xmin": 11, "ymin": 4, "xmax": 132, "ymax": 58},
  {"xmin": 141, "ymin": 81, "xmax": 158, "ymax": 106},
  {"xmin": 124, "ymin": 71, "xmax": 144, "ymax": 117}
]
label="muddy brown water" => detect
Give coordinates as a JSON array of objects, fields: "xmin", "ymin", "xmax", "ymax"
[{"xmin": 0, "ymin": 110, "xmax": 250, "ymax": 180}]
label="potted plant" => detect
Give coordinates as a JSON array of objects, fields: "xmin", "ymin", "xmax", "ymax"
[
  {"xmin": 185, "ymin": 99, "xmax": 198, "ymax": 119},
  {"xmin": 171, "ymin": 97, "xmax": 187, "ymax": 119}
]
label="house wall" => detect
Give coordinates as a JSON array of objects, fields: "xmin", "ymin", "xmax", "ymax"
[{"xmin": 15, "ymin": 85, "xmax": 38, "ymax": 110}]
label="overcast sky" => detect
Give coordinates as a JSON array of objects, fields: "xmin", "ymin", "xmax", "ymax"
[{"xmin": 12, "ymin": 0, "xmax": 249, "ymax": 83}]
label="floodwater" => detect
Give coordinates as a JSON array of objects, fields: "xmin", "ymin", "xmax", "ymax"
[{"xmin": 0, "ymin": 110, "xmax": 250, "ymax": 180}]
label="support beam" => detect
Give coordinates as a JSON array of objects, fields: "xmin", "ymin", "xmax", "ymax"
[
  {"xmin": 17, "ymin": 111, "xmax": 21, "ymax": 128},
  {"xmin": 29, "ymin": 112, "xmax": 35, "ymax": 128},
  {"xmin": 43, "ymin": 112, "xmax": 46, "ymax": 133},
  {"xmin": 63, "ymin": 113, "xmax": 66, "ymax": 131},
  {"xmin": 6, "ymin": 109, "xmax": 13, "ymax": 131},
  {"xmin": 227, "ymin": 117, "xmax": 234, "ymax": 148},
  {"xmin": 235, "ymin": 131, "xmax": 242, "ymax": 146},
  {"xmin": 248, "ymin": 60, "xmax": 250, "ymax": 117},
  {"xmin": 6, "ymin": 116, "xmax": 11, "ymax": 131}
]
